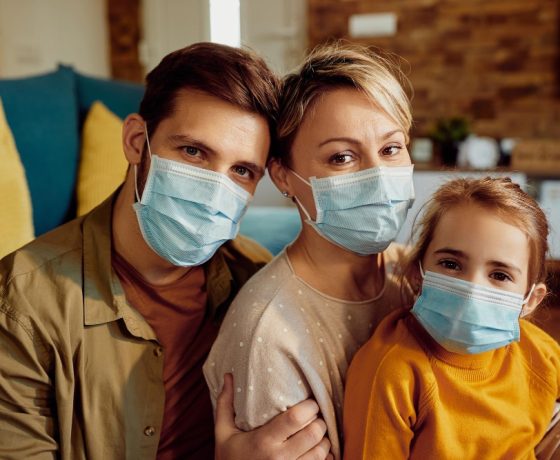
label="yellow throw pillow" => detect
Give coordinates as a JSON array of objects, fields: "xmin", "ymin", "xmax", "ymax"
[
  {"xmin": 0, "ymin": 98, "xmax": 34, "ymax": 258},
  {"xmin": 77, "ymin": 101, "xmax": 128, "ymax": 216}
]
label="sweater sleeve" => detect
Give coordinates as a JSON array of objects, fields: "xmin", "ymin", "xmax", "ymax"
[{"xmin": 204, "ymin": 292, "xmax": 310, "ymax": 431}]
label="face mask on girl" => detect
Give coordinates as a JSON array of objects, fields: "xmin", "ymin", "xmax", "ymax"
[
  {"xmin": 289, "ymin": 165, "xmax": 415, "ymax": 255},
  {"xmin": 132, "ymin": 125, "xmax": 252, "ymax": 267},
  {"xmin": 411, "ymin": 263, "xmax": 535, "ymax": 355}
]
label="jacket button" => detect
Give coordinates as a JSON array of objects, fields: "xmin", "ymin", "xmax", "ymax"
[
  {"xmin": 153, "ymin": 346, "xmax": 163, "ymax": 357},
  {"xmin": 144, "ymin": 426, "xmax": 156, "ymax": 437}
]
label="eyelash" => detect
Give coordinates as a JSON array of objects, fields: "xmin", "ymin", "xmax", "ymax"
[
  {"xmin": 437, "ymin": 259, "xmax": 514, "ymax": 283},
  {"xmin": 382, "ymin": 144, "xmax": 403, "ymax": 156},
  {"xmin": 330, "ymin": 152, "xmax": 354, "ymax": 165}
]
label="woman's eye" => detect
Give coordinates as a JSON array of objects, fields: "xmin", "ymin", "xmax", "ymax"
[
  {"xmin": 183, "ymin": 146, "xmax": 200, "ymax": 156},
  {"xmin": 490, "ymin": 272, "xmax": 513, "ymax": 282},
  {"xmin": 439, "ymin": 259, "xmax": 460, "ymax": 271},
  {"xmin": 381, "ymin": 144, "xmax": 402, "ymax": 156},
  {"xmin": 330, "ymin": 152, "xmax": 354, "ymax": 165}
]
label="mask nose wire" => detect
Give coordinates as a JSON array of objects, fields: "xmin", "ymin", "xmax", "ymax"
[{"xmin": 135, "ymin": 123, "xmax": 153, "ymax": 203}]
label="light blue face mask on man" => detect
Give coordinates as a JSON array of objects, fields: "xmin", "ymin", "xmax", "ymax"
[
  {"xmin": 411, "ymin": 268, "xmax": 535, "ymax": 354},
  {"xmin": 132, "ymin": 127, "xmax": 251, "ymax": 267},
  {"xmin": 290, "ymin": 165, "xmax": 415, "ymax": 255}
]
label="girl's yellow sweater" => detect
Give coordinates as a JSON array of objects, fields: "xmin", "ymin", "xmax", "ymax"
[{"xmin": 344, "ymin": 309, "xmax": 560, "ymax": 460}]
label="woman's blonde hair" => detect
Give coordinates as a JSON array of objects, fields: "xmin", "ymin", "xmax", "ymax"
[
  {"xmin": 273, "ymin": 41, "xmax": 412, "ymax": 163},
  {"xmin": 400, "ymin": 177, "xmax": 550, "ymax": 300}
]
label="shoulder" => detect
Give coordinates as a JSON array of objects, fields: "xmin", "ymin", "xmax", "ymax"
[
  {"xmin": 350, "ymin": 309, "xmax": 433, "ymax": 387},
  {"xmin": 222, "ymin": 234, "xmax": 272, "ymax": 267},
  {"xmin": 347, "ymin": 310, "xmax": 436, "ymax": 411},
  {"xmin": 218, "ymin": 251, "xmax": 299, "ymax": 337},
  {"xmin": 0, "ymin": 218, "xmax": 84, "ymax": 293},
  {"xmin": 519, "ymin": 319, "xmax": 560, "ymax": 360}
]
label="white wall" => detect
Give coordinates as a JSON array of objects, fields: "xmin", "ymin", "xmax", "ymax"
[
  {"xmin": 0, "ymin": 0, "xmax": 109, "ymax": 78},
  {"xmin": 141, "ymin": 0, "xmax": 210, "ymax": 73}
]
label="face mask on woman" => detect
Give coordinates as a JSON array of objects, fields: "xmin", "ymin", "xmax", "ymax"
[
  {"xmin": 132, "ymin": 125, "xmax": 252, "ymax": 267},
  {"xmin": 290, "ymin": 165, "xmax": 415, "ymax": 255}
]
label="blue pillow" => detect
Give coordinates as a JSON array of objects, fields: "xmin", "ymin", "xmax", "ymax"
[
  {"xmin": 240, "ymin": 206, "xmax": 302, "ymax": 255},
  {"xmin": 75, "ymin": 70, "xmax": 144, "ymax": 122},
  {"xmin": 0, "ymin": 66, "xmax": 79, "ymax": 235}
]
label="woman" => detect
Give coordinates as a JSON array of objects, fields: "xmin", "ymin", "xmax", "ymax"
[{"xmin": 204, "ymin": 41, "xmax": 415, "ymax": 459}]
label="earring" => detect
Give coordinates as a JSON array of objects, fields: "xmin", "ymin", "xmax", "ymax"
[{"xmin": 282, "ymin": 191, "xmax": 289, "ymax": 197}]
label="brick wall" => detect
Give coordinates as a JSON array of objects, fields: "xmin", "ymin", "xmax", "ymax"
[{"xmin": 308, "ymin": 0, "xmax": 560, "ymax": 139}]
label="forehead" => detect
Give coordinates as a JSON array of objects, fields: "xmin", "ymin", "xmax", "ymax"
[
  {"xmin": 429, "ymin": 203, "xmax": 530, "ymax": 266},
  {"xmin": 293, "ymin": 88, "xmax": 402, "ymax": 144},
  {"xmin": 155, "ymin": 89, "xmax": 270, "ymax": 164}
]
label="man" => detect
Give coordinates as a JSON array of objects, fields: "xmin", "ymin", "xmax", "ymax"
[{"xmin": 0, "ymin": 43, "xmax": 330, "ymax": 459}]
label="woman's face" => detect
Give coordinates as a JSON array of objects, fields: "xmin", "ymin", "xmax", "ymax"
[{"xmin": 282, "ymin": 87, "xmax": 411, "ymax": 220}]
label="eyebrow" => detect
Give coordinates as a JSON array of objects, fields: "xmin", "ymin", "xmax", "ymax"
[
  {"xmin": 317, "ymin": 130, "xmax": 406, "ymax": 148},
  {"xmin": 433, "ymin": 248, "xmax": 522, "ymax": 274},
  {"xmin": 167, "ymin": 134, "xmax": 265, "ymax": 178}
]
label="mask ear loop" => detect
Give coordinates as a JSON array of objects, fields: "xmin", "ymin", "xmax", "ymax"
[
  {"xmin": 520, "ymin": 283, "xmax": 536, "ymax": 318},
  {"xmin": 134, "ymin": 123, "xmax": 154, "ymax": 203},
  {"xmin": 287, "ymin": 168, "xmax": 314, "ymax": 222},
  {"xmin": 418, "ymin": 261, "xmax": 426, "ymax": 278}
]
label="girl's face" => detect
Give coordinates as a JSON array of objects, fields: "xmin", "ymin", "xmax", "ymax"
[
  {"xmin": 422, "ymin": 203, "xmax": 532, "ymax": 296},
  {"xmin": 271, "ymin": 87, "xmax": 410, "ymax": 221}
]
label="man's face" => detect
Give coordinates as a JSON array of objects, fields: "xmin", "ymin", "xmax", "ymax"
[{"xmin": 139, "ymin": 88, "xmax": 270, "ymax": 195}]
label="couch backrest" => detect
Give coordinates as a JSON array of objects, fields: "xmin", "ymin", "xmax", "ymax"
[{"xmin": 0, "ymin": 65, "xmax": 144, "ymax": 236}]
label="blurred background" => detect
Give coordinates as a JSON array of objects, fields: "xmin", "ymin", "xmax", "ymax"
[{"xmin": 0, "ymin": 0, "xmax": 558, "ymax": 272}]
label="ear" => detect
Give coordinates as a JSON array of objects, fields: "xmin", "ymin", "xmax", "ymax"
[
  {"xmin": 122, "ymin": 114, "xmax": 147, "ymax": 166},
  {"xmin": 268, "ymin": 158, "xmax": 293, "ymax": 198},
  {"xmin": 523, "ymin": 282, "xmax": 547, "ymax": 316}
]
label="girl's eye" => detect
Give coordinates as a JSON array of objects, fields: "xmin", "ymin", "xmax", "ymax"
[
  {"xmin": 490, "ymin": 271, "xmax": 513, "ymax": 282},
  {"xmin": 330, "ymin": 152, "xmax": 354, "ymax": 165},
  {"xmin": 381, "ymin": 144, "xmax": 402, "ymax": 157},
  {"xmin": 183, "ymin": 146, "xmax": 201, "ymax": 156},
  {"xmin": 439, "ymin": 259, "xmax": 460, "ymax": 271}
]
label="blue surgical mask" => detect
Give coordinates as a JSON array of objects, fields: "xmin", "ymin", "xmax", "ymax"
[
  {"xmin": 411, "ymin": 268, "xmax": 535, "ymax": 354},
  {"xmin": 132, "ymin": 127, "xmax": 251, "ymax": 266},
  {"xmin": 290, "ymin": 165, "xmax": 414, "ymax": 255}
]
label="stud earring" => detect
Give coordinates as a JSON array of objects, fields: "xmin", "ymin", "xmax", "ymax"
[{"xmin": 282, "ymin": 191, "xmax": 289, "ymax": 197}]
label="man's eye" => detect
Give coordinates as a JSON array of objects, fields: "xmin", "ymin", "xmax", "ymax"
[
  {"xmin": 490, "ymin": 272, "xmax": 513, "ymax": 282},
  {"xmin": 381, "ymin": 145, "xmax": 402, "ymax": 156},
  {"xmin": 183, "ymin": 146, "xmax": 200, "ymax": 156},
  {"xmin": 233, "ymin": 165, "xmax": 251, "ymax": 177}
]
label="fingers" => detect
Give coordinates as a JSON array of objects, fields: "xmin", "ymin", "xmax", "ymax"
[
  {"xmin": 297, "ymin": 436, "xmax": 332, "ymax": 460},
  {"xmin": 214, "ymin": 373, "xmax": 238, "ymax": 444},
  {"xmin": 283, "ymin": 418, "xmax": 329, "ymax": 459},
  {"xmin": 258, "ymin": 399, "xmax": 321, "ymax": 442}
]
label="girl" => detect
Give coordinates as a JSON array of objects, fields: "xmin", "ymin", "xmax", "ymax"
[{"xmin": 344, "ymin": 177, "xmax": 559, "ymax": 459}]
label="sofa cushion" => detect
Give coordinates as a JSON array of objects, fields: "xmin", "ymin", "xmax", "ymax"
[
  {"xmin": 0, "ymin": 66, "xmax": 79, "ymax": 235},
  {"xmin": 0, "ymin": 98, "xmax": 34, "ymax": 258},
  {"xmin": 77, "ymin": 101, "xmax": 128, "ymax": 216},
  {"xmin": 76, "ymin": 70, "xmax": 144, "ymax": 122}
]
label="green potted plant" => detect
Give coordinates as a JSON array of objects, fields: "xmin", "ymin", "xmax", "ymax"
[{"xmin": 429, "ymin": 117, "xmax": 471, "ymax": 166}]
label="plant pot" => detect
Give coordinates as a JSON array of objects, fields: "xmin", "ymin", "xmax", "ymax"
[{"xmin": 440, "ymin": 141, "xmax": 460, "ymax": 167}]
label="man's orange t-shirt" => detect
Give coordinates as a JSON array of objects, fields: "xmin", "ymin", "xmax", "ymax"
[{"xmin": 113, "ymin": 251, "xmax": 219, "ymax": 460}]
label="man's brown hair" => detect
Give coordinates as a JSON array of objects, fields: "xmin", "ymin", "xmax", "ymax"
[{"xmin": 139, "ymin": 42, "xmax": 280, "ymax": 144}]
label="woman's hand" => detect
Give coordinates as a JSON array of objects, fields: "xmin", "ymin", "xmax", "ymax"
[{"xmin": 215, "ymin": 373, "xmax": 333, "ymax": 460}]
